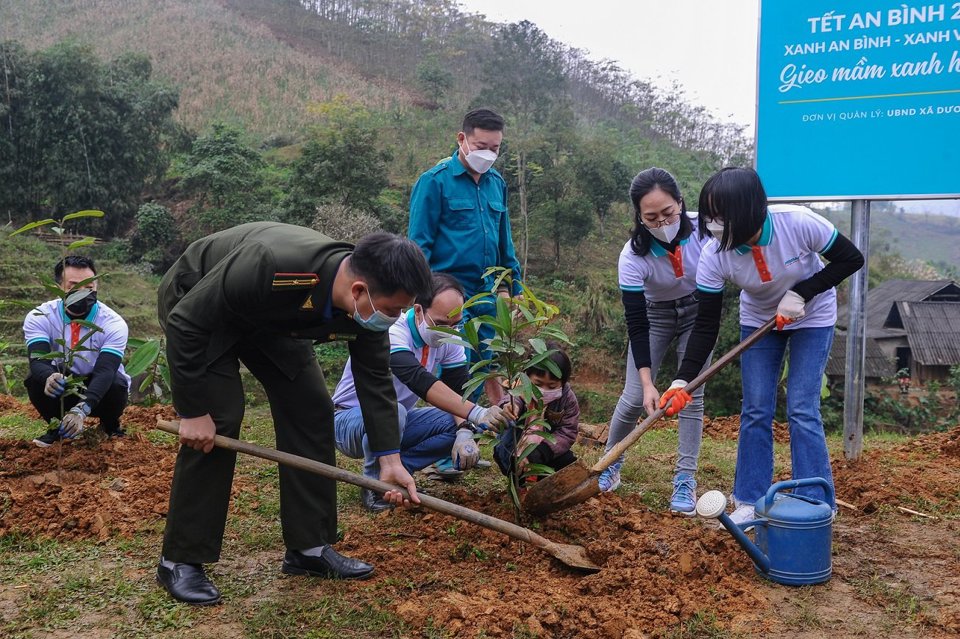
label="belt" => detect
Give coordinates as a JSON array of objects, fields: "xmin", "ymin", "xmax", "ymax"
[{"xmin": 646, "ymin": 292, "xmax": 699, "ymax": 310}]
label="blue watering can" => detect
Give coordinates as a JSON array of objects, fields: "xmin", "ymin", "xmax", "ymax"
[{"xmin": 696, "ymin": 477, "xmax": 834, "ymax": 586}]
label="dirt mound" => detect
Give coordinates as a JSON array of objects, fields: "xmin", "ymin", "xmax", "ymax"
[
  {"xmin": 702, "ymin": 415, "xmax": 789, "ymax": 443},
  {"xmin": 833, "ymin": 424, "xmax": 960, "ymax": 514},
  {"xmin": 0, "ymin": 435, "xmax": 178, "ymax": 540},
  {"xmin": 336, "ymin": 487, "xmax": 768, "ymax": 638}
]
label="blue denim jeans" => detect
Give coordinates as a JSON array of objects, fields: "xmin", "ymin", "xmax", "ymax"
[
  {"xmin": 734, "ymin": 325, "xmax": 836, "ymax": 508},
  {"xmin": 334, "ymin": 405, "xmax": 457, "ymax": 479},
  {"xmin": 463, "ymin": 294, "xmax": 497, "ymax": 402},
  {"xmin": 607, "ymin": 301, "xmax": 712, "ymax": 475}
]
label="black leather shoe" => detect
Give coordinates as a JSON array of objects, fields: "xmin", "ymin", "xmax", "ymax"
[
  {"xmin": 156, "ymin": 561, "xmax": 222, "ymax": 605},
  {"xmin": 360, "ymin": 488, "xmax": 394, "ymax": 513},
  {"xmin": 281, "ymin": 546, "xmax": 374, "ymax": 580}
]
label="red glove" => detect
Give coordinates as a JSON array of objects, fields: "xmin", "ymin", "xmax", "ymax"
[{"xmin": 658, "ymin": 380, "xmax": 691, "ymax": 417}]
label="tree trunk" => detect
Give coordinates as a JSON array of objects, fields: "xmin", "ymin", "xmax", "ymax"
[{"xmin": 517, "ymin": 150, "xmax": 529, "ymax": 276}]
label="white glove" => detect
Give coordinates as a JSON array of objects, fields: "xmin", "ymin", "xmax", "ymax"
[
  {"xmin": 468, "ymin": 404, "xmax": 508, "ymax": 428},
  {"xmin": 59, "ymin": 403, "xmax": 90, "ymax": 438},
  {"xmin": 776, "ymin": 290, "xmax": 806, "ymax": 330},
  {"xmin": 44, "ymin": 372, "xmax": 66, "ymax": 398},
  {"xmin": 777, "ymin": 290, "xmax": 806, "ymax": 320},
  {"xmin": 451, "ymin": 428, "xmax": 480, "ymax": 470}
]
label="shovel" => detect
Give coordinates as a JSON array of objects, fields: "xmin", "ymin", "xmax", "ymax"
[
  {"xmin": 155, "ymin": 419, "xmax": 600, "ymax": 573},
  {"xmin": 522, "ymin": 317, "xmax": 778, "ymax": 517}
]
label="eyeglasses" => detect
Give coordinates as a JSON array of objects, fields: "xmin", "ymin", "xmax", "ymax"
[
  {"xmin": 426, "ymin": 313, "xmax": 464, "ymax": 330},
  {"xmin": 642, "ymin": 211, "xmax": 681, "ymax": 229}
]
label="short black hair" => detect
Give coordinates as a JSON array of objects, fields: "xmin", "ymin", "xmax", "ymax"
[
  {"xmin": 350, "ymin": 232, "xmax": 432, "ymax": 301},
  {"xmin": 420, "ymin": 272, "xmax": 465, "ymax": 310},
  {"xmin": 54, "ymin": 255, "xmax": 96, "ymax": 284},
  {"xmin": 698, "ymin": 167, "xmax": 768, "ymax": 250},
  {"xmin": 462, "ymin": 108, "xmax": 504, "ymax": 135},
  {"xmin": 528, "ymin": 341, "xmax": 572, "ymax": 384},
  {"xmin": 628, "ymin": 167, "xmax": 695, "ymax": 256}
]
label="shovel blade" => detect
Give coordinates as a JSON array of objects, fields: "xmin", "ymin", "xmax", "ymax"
[
  {"xmin": 548, "ymin": 541, "xmax": 601, "ymax": 573},
  {"xmin": 521, "ymin": 462, "xmax": 601, "ymax": 517}
]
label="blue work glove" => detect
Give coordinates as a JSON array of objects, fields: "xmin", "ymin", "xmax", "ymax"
[
  {"xmin": 451, "ymin": 428, "xmax": 480, "ymax": 470},
  {"xmin": 44, "ymin": 372, "xmax": 66, "ymax": 398},
  {"xmin": 59, "ymin": 403, "xmax": 91, "ymax": 438}
]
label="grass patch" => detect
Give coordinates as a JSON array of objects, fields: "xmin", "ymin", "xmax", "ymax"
[
  {"xmin": 850, "ymin": 572, "xmax": 927, "ymax": 624},
  {"xmin": 664, "ymin": 610, "xmax": 732, "ymax": 638}
]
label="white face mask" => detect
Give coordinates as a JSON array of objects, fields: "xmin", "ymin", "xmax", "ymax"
[
  {"xmin": 418, "ymin": 319, "xmax": 446, "ymax": 349},
  {"xmin": 461, "ymin": 138, "xmax": 498, "ymax": 174},
  {"xmin": 705, "ymin": 220, "xmax": 725, "ymax": 242},
  {"xmin": 537, "ymin": 386, "xmax": 563, "ymax": 404},
  {"xmin": 648, "ymin": 218, "xmax": 681, "ymax": 244}
]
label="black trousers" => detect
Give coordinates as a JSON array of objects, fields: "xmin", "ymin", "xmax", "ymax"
[
  {"xmin": 24, "ymin": 373, "xmax": 128, "ymax": 430},
  {"xmin": 161, "ymin": 340, "xmax": 337, "ymax": 564}
]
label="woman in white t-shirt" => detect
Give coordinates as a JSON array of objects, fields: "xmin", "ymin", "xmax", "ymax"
[
  {"xmin": 600, "ymin": 167, "xmax": 714, "ymax": 516},
  {"xmin": 661, "ymin": 167, "xmax": 864, "ymax": 525}
]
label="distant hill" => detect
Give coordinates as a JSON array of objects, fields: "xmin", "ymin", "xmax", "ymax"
[
  {"xmin": 816, "ymin": 207, "xmax": 960, "ymax": 274},
  {"xmin": 0, "ymin": 0, "xmax": 413, "ymax": 136}
]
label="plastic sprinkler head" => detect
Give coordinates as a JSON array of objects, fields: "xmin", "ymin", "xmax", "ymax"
[{"xmin": 696, "ymin": 490, "xmax": 727, "ymax": 519}]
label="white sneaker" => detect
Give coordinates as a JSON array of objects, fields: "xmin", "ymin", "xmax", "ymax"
[{"xmin": 729, "ymin": 504, "xmax": 756, "ymax": 531}]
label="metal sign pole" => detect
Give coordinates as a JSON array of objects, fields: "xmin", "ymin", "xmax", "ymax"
[{"xmin": 843, "ymin": 199, "xmax": 870, "ymax": 460}]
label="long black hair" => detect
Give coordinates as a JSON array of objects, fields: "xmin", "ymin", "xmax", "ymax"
[
  {"xmin": 697, "ymin": 167, "xmax": 768, "ymax": 251},
  {"xmin": 628, "ymin": 167, "xmax": 694, "ymax": 256}
]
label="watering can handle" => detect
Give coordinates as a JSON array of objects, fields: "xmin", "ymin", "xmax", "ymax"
[{"xmin": 763, "ymin": 477, "xmax": 835, "ymax": 512}]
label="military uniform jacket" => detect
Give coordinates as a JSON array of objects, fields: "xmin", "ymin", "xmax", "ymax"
[{"xmin": 158, "ymin": 222, "xmax": 400, "ymax": 453}]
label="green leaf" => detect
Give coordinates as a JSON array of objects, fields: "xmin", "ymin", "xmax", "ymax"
[
  {"xmin": 529, "ymin": 338, "xmax": 546, "ymax": 354},
  {"xmin": 138, "ymin": 372, "xmax": 155, "ymax": 393},
  {"xmin": 159, "ymin": 363, "xmax": 171, "ymax": 390},
  {"xmin": 61, "ymin": 209, "xmax": 105, "ymax": 222},
  {"xmin": 125, "ymin": 339, "xmax": 161, "ymax": 377},
  {"xmin": 67, "ymin": 237, "xmax": 96, "ymax": 250},
  {"xmin": 70, "ymin": 319, "xmax": 103, "ymax": 332},
  {"xmin": 522, "ymin": 463, "xmax": 556, "ymax": 478},
  {"xmin": 9, "ymin": 218, "xmax": 56, "ymax": 236},
  {"xmin": 507, "ymin": 476, "xmax": 521, "ymax": 509}
]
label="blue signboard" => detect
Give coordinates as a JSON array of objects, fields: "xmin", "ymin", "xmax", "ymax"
[{"xmin": 756, "ymin": 1, "xmax": 960, "ymax": 199}]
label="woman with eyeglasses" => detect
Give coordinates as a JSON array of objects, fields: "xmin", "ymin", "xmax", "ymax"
[
  {"xmin": 598, "ymin": 167, "xmax": 714, "ymax": 516},
  {"xmin": 659, "ymin": 167, "xmax": 864, "ymax": 526}
]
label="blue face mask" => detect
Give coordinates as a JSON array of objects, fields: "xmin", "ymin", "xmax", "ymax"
[{"xmin": 353, "ymin": 289, "xmax": 396, "ymax": 332}]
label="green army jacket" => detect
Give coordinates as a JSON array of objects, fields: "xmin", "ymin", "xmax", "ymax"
[{"xmin": 157, "ymin": 222, "xmax": 400, "ymax": 453}]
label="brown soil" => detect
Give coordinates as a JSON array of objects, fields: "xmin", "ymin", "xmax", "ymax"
[{"xmin": 1, "ymin": 395, "xmax": 958, "ymax": 637}]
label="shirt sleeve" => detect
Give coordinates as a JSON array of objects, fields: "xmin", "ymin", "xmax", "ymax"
[
  {"xmin": 791, "ymin": 232, "xmax": 865, "ymax": 302},
  {"xmin": 390, "ymin": 349, "xmax": 440, "ymax": 401},
  {"xmin": 797, "ymin": 209, "xmax": 839, "ymax": 255},
  {"xmin": 23, "ymin": 305, "xmax": 53, "ymax": 349},
  {"xmin": 622, "ymin": 290, "xmax": 652, "ymax": 370},
  {"xmin": 164, "ymin": 243, "xmax": 275, "ymax": 418},
  {"xmin": 81, "ymin": 352, "xmax": 122, "ymax": 410},
  {"xmin": 438, "ymin": 341, "xmax": 467, "ymax": 368},
  {"xmin": 676, "ymin": 290, "xmax": 724, "ymax": 382},
  {"xmin": 695, "ymin": 244, "xmax": 726, "ymax": 295},
  {"xmin": 408, "ymin": 173, "xmax": 440, "ymax": 264},
  {"xmin": 618, "ymin": 248, "xmax": 648, "ymax": 293}
]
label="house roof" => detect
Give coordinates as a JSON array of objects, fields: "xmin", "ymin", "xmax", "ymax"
[
  {"xmin": 839, "ymin": 279, "xmax": 960, "ymax": 339},
  {"xmin": 826, "ymin": 333, "xmax": 896, "ymax": 379},
  {"xmin": 893, "ymin": 301, "xmax": 960, "ymax": 366}
]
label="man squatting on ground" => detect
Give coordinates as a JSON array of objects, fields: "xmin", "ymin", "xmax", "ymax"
[
  {"xmin": 155, "ymin": 222, "xmax": 432, "ymax": 606},
  {"xmin": 25, "ymin": 256, "xmax": 130, "ymax": 446},
  {"xmin": 332, "ymin": 273, "xmax": 508, "ymax": 512}
]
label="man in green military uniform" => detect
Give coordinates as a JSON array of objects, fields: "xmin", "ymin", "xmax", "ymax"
[{"xmin": 155, "ymin": 222, "xmax": 432, "ymax": 606}]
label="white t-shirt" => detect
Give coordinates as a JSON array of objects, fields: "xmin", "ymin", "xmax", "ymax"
[
  {"xmin": 24, "ymin": 299, "xmax": 131, "ymax": 387},
  {"xmin": 332, "ymin": 309, "xmax": 467, "ymax": 411},
  {"xmin": 618, "ymin": 212, "xmax": 711, "ymax": 302},
  {"xmin": 696, "ymin": 204, "xmax": 839, "ymax": 329}
]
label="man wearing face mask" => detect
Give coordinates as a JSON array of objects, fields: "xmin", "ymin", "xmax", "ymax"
[
  {"xmin": 408, "ymin": 108, "xmax": 522, "ymax": 405},
  {"xmin": 155, "ymin": 223, "xmax": 432, "ymax": 606},
  {"xmin": 332, "ymin": 273, "xmax": 509, "ymax": 511},
  {"xmin": 24, "ymin": 256, "xmax": 131, "ymax": 447}
]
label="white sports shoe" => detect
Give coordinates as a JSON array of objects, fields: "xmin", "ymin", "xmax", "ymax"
[{"xmin": 729, "ymin": 504, "xmax": 756, "ymax": 531}]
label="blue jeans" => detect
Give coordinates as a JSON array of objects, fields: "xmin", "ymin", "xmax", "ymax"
[
  {"xmin": 735, "ymin": 325, "xmax": 835, "ymax": 508},
  {"xmin": 334, "ymin": 405, "xmax": 457, "ymax": 479},
  {"xmin": 607, "ymin": 301, "xmax": 712, "ymax": 476}
]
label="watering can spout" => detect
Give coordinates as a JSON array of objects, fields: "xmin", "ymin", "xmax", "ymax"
[{"xmin": 696, "ymin": 490, "xmax": 770, "ymax": 573}]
